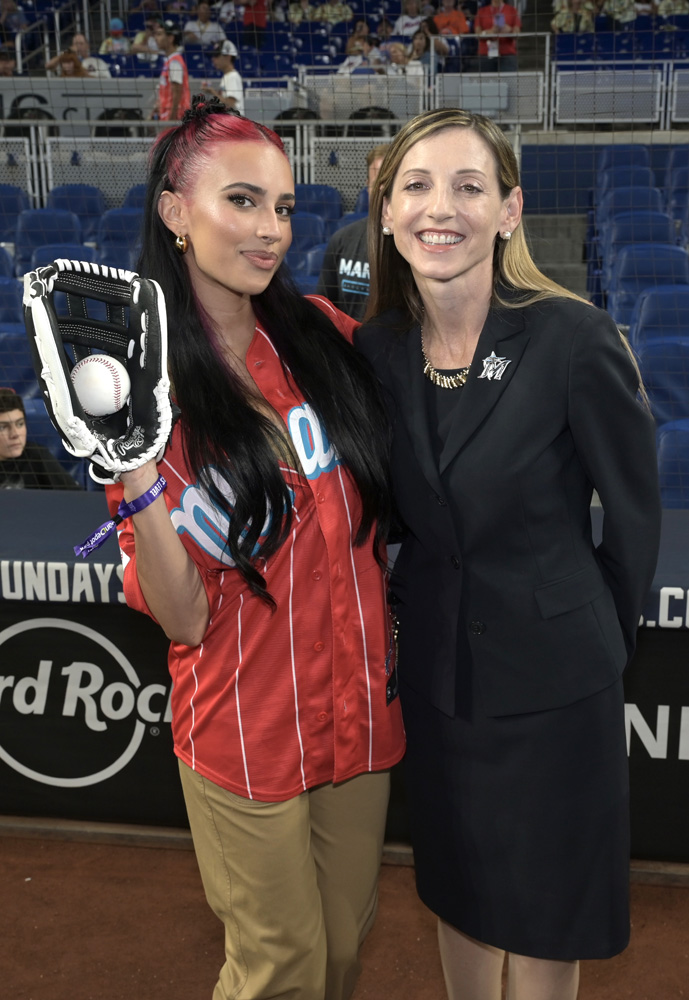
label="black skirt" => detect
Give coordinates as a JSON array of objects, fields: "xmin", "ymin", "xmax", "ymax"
[{"xmin": 401, "ymin": 676, "xmax": 630, "ymax": 961}]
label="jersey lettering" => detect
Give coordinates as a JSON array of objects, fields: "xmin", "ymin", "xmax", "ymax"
[{"xmin": 287, "ymin": 402, "xmax": 339, "ymax": 479}]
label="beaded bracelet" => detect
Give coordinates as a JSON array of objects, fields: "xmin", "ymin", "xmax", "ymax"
[{"xmin": 74, "ymin": 475, "xmax": 168, "ymax": 558}]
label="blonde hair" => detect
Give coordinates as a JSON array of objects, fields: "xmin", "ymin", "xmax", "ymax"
[{"xmin": 366, "ymin": 108, "xmax": 585, "ymax": 324}]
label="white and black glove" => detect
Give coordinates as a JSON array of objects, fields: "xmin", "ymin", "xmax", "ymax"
[{"xmin": 22, "ymin": 259, "xmax": 173, "ymax": 484}]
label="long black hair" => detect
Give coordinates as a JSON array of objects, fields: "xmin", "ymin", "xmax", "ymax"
[{"xmin": 138, "ymin": 98, "xmax": 391, "ymax": 604}]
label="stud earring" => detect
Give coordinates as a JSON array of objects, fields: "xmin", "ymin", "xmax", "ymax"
[
  {"xmin": 500, "ymin": 230, "xmax": 512, "ymax": 241},
  {"xmin": 175, "ymin": 234, "xmax": 189, "ymax": 254},
  {"xmin": 382, "ymin": 226, "xmax": 392, "ymax": 236}
]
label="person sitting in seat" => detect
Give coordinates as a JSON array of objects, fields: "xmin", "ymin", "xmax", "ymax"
[{"xmin": 0, "ymin": 388, "xmax": 81, "ymax": 490}]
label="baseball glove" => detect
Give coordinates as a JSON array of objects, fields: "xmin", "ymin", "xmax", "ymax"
[{"xmin": 22, "ymin": 259, "xmax": 173, "ymax": 484}]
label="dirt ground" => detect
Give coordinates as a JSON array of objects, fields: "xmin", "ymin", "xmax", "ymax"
[{"xmin": 0, "ymin": 829, "xmax": 687, "ymax": 1000}]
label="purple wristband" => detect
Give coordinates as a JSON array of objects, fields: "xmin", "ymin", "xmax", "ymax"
[{"xmin": 74, "ymin": 475, "xmax": 168, "ymax": 558}]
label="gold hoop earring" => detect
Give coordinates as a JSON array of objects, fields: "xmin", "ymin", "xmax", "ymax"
[{"xmin": 175, "ymin": 234, "xmax": 189, "ymax": 254}]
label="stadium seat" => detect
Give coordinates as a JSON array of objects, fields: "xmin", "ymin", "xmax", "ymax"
[
  {"xmin": 96, "ymin": 207, "xmax": 144, "ymax": 253},
  {"xmin": 657, "ymin": 418, "xmax": 689, "ymax": 508},
  {"xmin": 664, "ymin": 146, "xmax": 689, "ymax": 192},
  {"xmin": 122, "ymin": 184, "xmax": 148, "ymax": 210},
  {"xmin": 14, "ymin": 209, "xmax": 82, "ymax": 277},
  {"xmin": 0, "ymin": 276, "xmax": 23, "ymax": 325},
  {"xmin": 635, "ymin": 336, "xmax": 689, "ymax": 426},
  {"xmin": 606, "ymin": 244, "xmax": 689, "ymax": 326},
  {"xmin": 628, "ymin": 285, "xmax": 689, "ymax": 349},
  {"xmin": 0, "ymin": 331, "xmax": 41, "ymax": 398},
  {"xmin": 0, "ymin": 184, "xmax": 31, "ymax": 242},
  {"xmin": 46, "ymin": 184, "xmax": 107, "ymax": 243},
  {"xmin": 331, "ymin": 211, "xmax": 368, "ymax": 234},
  {"xmin": 22, "ymin": 397, "xmax": 88, "ymax": 486},
  {"xmin": 294, "ymin": 184, "xmax": 343, "ymax": 236},
  {"xmin": 600, "ymin": 211, "xmax": 677, "ymax": 292},
  {"xmin": 285, "ymin": 212, "xmax": 327, "ymax": 273},
  {"xmin": 30, "ymin": 244, "xmax": 98, "ymax": 269},
  {"xmin": 595, "ymin": 145, "xmax": 650, "ymax": 173},
  {"xmin": 593, "ymin": 166, "xmax": 656, "ymax": 210},
  {"xmin": 0, "ymin": 246, "xmax": 14, "ymax": 277}
]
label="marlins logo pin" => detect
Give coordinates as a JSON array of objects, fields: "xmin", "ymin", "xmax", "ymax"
[{"xmin": 478, "ymin": 351, "xmax": 512, "ymax": 381}]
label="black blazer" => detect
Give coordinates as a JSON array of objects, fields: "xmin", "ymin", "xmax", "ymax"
[{"xmin": 356, "ymin": 295, "xmax": 662, "ymax": 719}]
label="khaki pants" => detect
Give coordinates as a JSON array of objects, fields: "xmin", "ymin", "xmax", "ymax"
[{"xmin": 178, "ymin": 761, "xmax": 390, "ymax": 1000}]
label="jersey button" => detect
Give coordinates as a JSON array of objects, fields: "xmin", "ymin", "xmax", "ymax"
[
  {"xmin": 314, "ymin": 641, "xmax": 325, "ymax": 651},
  {"xmin": 312, "ymin": 570, "xmax": 322, "ymax": 581},
  {"xmin": 317, "ymin": 711, "xmax": 328, "ymax": 721},
  {"xmin": 316, "ymin": 492, "xmax": 326, "ymax": 503}
]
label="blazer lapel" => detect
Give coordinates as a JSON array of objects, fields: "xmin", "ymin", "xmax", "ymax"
[
  {"xmin": 438, "ymin": 304, "xmax": 530, "ymax": 475},
  {"xmin": 390, "ymin": 321, "xmax": 446, "ymax": 495}
]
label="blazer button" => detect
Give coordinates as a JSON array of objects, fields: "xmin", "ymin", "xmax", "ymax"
[
  {"xmin": 435, "ymin": 494, "xmax": 447, "ymax": 506},
  {"xmin": 470, "ymin": 620, "xmax": 486, "ymax": 635},
  {"xmin": 450, "ymin": 555, "xmax": 460, "ymax": 569}
]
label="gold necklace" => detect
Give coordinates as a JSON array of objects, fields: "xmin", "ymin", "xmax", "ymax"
[{"xmin": 421, "ymin": 333, "xmax": 470, "ymax": 390}]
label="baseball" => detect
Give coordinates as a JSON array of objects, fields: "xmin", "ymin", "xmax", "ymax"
[{"xmin": 70, "ymin": 355, "xmax": 131, "ymax": 417}]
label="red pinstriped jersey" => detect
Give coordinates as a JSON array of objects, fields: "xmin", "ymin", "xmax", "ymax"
[{"xmin": 108, "ymin": 298, "xmax": 405, "ymax": 801}]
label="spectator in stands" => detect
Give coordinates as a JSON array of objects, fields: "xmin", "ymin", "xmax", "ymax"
[
  {"xmin": 99, "ymin": 18, "xmax": 132, "ymax": 55},
  {"xmin": 375, "ymin": 16, "xmax": 396, "ymax": 61},
  {"xmin": 386, "ymin": 39, "xmax": 425, "ymax": 73},
  {"xmin": 315, "ymin": 1, "xmax": 354, "ymax": 26},
  {"xmin": 214, "ymin": 0, "xmax": 242, "ymax": 21},
  {"xmin": 337, "ymin": 33, "xmax": 385, "ymax": 72},
  {"xmin": 132, "ymin": 16, "xmax": 164, "ymax": 62},
  {"xmin": 288, "ymin": 0, "xmax": 317, "ymax": 23},
  {"xmin": 153, "ymin": 20, "xmax": 191, "ymax": 120},
  {"xmin": 53, "ymin": 50, "xmax": 89, "ymax": 76},
  {"xmin": 316, "ymin": 144, "xmax": 389, "ymax": 319},
  {"xmin": 393, "ymin": 0, "xmax": 426, "ymax": 38},
  {"xmin": 242, "ymin": 0, "xmax": 269, "ymax": 48},
  {"xmin": 46, "ymin": 32, "xmax": 112, "ymax": 77},
  {"xmin": 203, "ymin": 38, "xmax": 245, "ymax": 113},
  {"xmin": 0, "ymin": 0, "xmax": 26, "ymax": 45},
  {"xmin": 0, "ymin": 389, "xmax": 81, "ymax": 490},
  {"xmin": 345, "ymin": 17, "xmax": 370, "ymax": 54},
  {"xmin": 551, "ymin": 0, "xmax": 596, "ymax": 33},
  {"xmin": 475, "ymin": 0, "xmax": 521, "ymax": 72},
  {"xmin": 0, "ymin": 45, "xmax": 16, "ymax": 75},
  {"xmin": 183, "ymin": 1, "xmax": 228, "ymax": 45},
  {"xmin": 657, "ymin": 0, "xmax": 689, "ymax": 15},
  {"xmin": 130, "ymin": 0, "xmax": 164, "ymax": 12},
  {"xmin": 434, "ymin": 0, "xmax": 470, "ymax": 36},
  {"xmin": 419, "ymin": 17, "xmax": 451, "ymax": 64},
  {"xmin": 601, "ymin": 0, "xmax": 638, "ymax": 25}
]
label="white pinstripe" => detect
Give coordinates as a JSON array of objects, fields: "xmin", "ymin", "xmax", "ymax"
[
  {"xmin": 288, "ymin": 528, "xmax": 307, "ymax": 791},
  {"xmin": 336, "ymin": 465, "xmax": 373, "ymax": 769},
  {"xmin": 234, "ymin": 592, "xmax": 253, "ymax": 799},
  {"xmin": 188, "ymin": 644, "xmax": 202, "ymax": 770}
]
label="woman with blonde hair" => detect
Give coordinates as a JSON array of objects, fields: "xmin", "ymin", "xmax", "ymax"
[{"xmin": 356, "ymin": 108, "xmax": 661, "ymax": 1000}]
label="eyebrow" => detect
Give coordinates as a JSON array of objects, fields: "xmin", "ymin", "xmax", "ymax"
[
  {"xmin": 221, "ymin": 182, "xmax": 295, "ymax": 201},
  {"xmin": 400, "ymin": 167, "xmax": 488, "ymax": 178}
]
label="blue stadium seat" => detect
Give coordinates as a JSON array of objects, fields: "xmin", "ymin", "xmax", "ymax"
[
  {"xmin": 331, "ymin": 211, "xmax": 368, "ymax": 233},
  {"xmin": 606, "ymin": 244, "xmax": 689, "ymax": 326},
  {"xmin": 14, "ymin": 209, "xmax": 82, "ymax": 278},
  {"xmin": 0, "ymin": 184, "xmax": 31, "ymax": 242},
  {"xmin": 22, "ymin": 397, "xmax": 88, "ymax": 486},
  {"xmin": 29, "ymin": 244, "xmax": 98, "ymax": 269},
  {"xmin": 0, "ymin": 276, "xmax": 24, "ymax": 325},
  {"xmin": 46, "ymin": 184, "xmax": 107, "ymax": 243},
  {"xmin": 600, "ymin": 211, "xmax": 677, "ymax": 292},
  {"xmin": 657, "ymin": 418, "xmax": 689, "ymax": 508},
  {"xmin": 294, "ymin": 184, "xmax": 343, "ymax": 237},
  {"xmin": 593, "ymin": 166, "xmax": 656, "ymax": 210},
  {"xmin": 96, "ymin": 207, "xmax": 144, "ymax": 254},
  {"xmin": 595, "ymin": 145, "xmax": 650, "ymax": 173},
  {"xmin": 0, "ymin": 246, "xmax": 13, "ymax": 277},
  {"xmin": 260, "ymin": 51, "xmax": 296, "ymax": 75},
  {"xmin": 628, "ymin": 285, "xmax": 689, "ymax": 349},
  {"xmin": 635, "ymin": 336, "xmax": 689, "ymax": 426},
  {"xmin": 664, "ymin": 146, "xmax": 689, "ymax": 192},
  {"xmin": 0, "ymin": 331, "xmax": 41, "ymax": 398},
  {"xmin": 122, "ymin": 184, "xmax": 148, "ymax": 209},
  {"xmin": 285, "ymin": 212, "xmax": 327, "ymax": 273}
]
